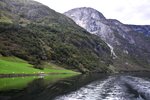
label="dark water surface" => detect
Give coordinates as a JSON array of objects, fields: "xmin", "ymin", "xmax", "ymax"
[{"xmin": 0, "ymin": 72, "xmax": 150, "ymax": 100}]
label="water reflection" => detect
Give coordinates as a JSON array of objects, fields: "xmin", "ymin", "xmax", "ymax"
[
  {"xmin": 0, "ymin": 73, "xmax": 107, "ymax": 100},
  {"xmin": 2, "ymin": 73, "xmax": 149, "ymax": 100},
  {"xmin": 0, "ymin": 76, "xmax": 37, "ymax": 91}
]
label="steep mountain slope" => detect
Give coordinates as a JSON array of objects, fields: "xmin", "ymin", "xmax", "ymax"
[
  {"xmin": 64, "ymin": 7, "xmax": 150, "ymax": 71},
  {"xmin": 127, "ymin": 25, "xmax": 150, "ymax": 36},
  {"xmin": 0, "ymin": 0, "xmax": 112, "ymax": 73}
]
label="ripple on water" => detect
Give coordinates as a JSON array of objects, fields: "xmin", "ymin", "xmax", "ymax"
[
  {"xmin": 121, "ymin": 76, "xmax": 150, "ymax": 100},
  {"xmin": 54, "ymin": 75, "xmax": 150, "ymax": 100}
]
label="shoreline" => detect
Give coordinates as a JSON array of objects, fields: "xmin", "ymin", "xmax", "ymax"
[
  {"xmin": 1, "ymin": 70, "xmax": 150, "ymax": 78},
  {"xmin": 0, "ymin": 72, "xmax": 80, "ymax": 78}
]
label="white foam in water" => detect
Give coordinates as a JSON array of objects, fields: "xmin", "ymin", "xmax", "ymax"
[
  {"xmin": 54, "ymin": 75, "xmax": 150, "ymax": 100},
  {"xmin": 121, "ymin": 76, "xmax": 150, "ymax": 100},
  {"xmin": 54, "ymin": 76, "xmax": 133, "ymax": 100},
  {"xmin": 54, "ymin": 76, "xmax": 115, "ymax": 100}
]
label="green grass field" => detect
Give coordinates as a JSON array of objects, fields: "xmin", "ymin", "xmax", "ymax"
[{"xmin": 0, "ymin": 56, "xmax": 79, "ymax": 74}]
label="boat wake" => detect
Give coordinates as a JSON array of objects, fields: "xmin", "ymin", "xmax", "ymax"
[{"xmin": 54, "ymin": 75, "xmax": 150, "ymax": 100}]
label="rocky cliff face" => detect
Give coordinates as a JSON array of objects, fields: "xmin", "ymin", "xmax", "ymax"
[
  {"xmin": 65, "ymin": 7, "xmax": 150, "ymax": 71},
  {"xmin": 64, "ymin": 8, "xmax": 133, "ymax": 47}
]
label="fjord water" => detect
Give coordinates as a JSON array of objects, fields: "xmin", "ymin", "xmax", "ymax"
[{"xmin": 0, "ymin": 73, "xmax": 150, "ymax": 100}]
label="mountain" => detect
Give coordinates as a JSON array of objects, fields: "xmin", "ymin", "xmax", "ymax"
[
  {"xmin": 64, "ymin": 7, "xmax": 150, "ymax": 71},
  {"xmin": 0, "ymin": 0, "xmax": 112, "ymax": 73},
  {"xmin": 127, "ymin": 25, "xmax": 150, "ymax": 36}
]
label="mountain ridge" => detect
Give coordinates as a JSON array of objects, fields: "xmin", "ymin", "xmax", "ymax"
[{"xmin": 64, "ymin": 7, "xmax": 150, "ymax": 71}]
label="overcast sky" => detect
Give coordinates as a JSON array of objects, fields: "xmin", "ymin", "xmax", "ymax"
[{"xmin": 35, "ymin": 0, "xmax": 150, "ymax": 25}]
